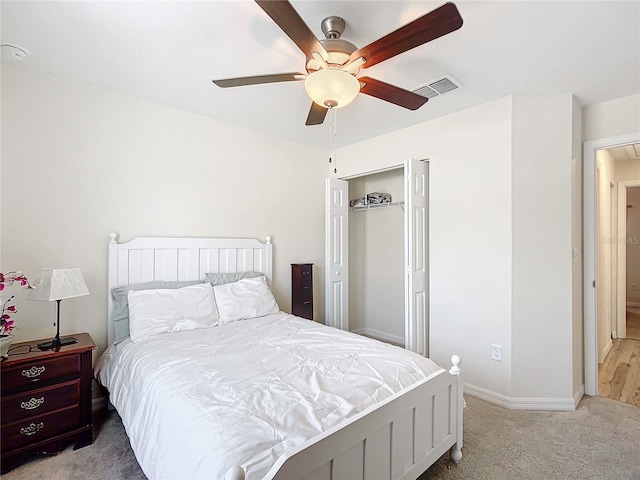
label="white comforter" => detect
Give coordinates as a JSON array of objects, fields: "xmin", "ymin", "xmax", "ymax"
[{"xmin": 95, "ymin": 313, "xmax": 442, "ymax": 480}]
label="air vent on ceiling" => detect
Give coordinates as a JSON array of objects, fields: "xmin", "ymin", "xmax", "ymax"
[{"xmin": 412, "ymin": 74, "xmax": 462, "ymax": 99}]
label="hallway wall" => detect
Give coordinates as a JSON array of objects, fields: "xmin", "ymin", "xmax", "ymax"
[{"xmin": 626, "ymin": 187, "xmax": 640, "ymax": 305}]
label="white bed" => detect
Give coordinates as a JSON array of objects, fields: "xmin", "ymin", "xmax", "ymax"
[{"xmin": 97, "ymin": 233, "xmax": 463, "ymax": 480}]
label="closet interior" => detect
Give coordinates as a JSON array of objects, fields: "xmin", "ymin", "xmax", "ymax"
[{"xmin": 348, "ymin": 168, "xmax": 405, "ymax": 346}]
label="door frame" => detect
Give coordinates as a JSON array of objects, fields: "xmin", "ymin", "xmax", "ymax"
[
  {"xmin": 616, "ymin": 179, "xmax": 640, "ymax": 338},
  {"xmin": 326, "ymin": 160, "xmax": 428, "ymax": 353},
  {"xmin": 584, "ymin": 132, "xmax": 640, "ymax": 396}
]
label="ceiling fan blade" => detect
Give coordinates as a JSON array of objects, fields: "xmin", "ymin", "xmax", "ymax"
[
  {"xmin": 305, "ymin": 102, "xmax": 328, "ymax": 126},
  {"xmin": 351, "ymin": 2, "xmax": 463, "ymax": 68},
  {"xmin": 212, "ymin": 72, "xmax": 304, "ymax": 88},
  {"xmin": 359, "ymin": 76, "xmax": 428, "ymax": 110},
  {"xmin": 255, "ymin": 0, "xmax": 328, "ymax": 59}
]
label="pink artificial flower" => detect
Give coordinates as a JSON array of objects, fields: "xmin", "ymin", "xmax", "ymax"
[
  {"xmin": 1, "ymin": 271, "xmax": 31, "ymax": 336},
  {"xmin": 1, "ymin": 320, "xmax": 14, "ymax": 334}
]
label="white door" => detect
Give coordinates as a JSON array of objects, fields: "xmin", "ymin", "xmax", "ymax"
[
  {"xmin": 325, "ymin": 178, "xmax": 349, "ymax": 330},
  {"xmin": 405, "ymin": 159, "xmax": 429, "ymax": 355}
]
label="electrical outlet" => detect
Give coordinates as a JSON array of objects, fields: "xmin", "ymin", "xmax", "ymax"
[
  {"xmin": 632, "ymin": 284, "xmax": 638, "ymax": 292},
  {"xmin": 491, "ymin": 344, "xmax": 502, "ymax": 362}
]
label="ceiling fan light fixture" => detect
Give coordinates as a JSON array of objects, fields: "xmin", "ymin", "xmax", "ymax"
[{"xmin": 304, "ymin": 69, "xmax": 360, "ymax": 109}]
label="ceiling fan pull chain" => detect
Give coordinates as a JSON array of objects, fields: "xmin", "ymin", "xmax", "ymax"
[{"xmin": 328, "ymin": 108, "xmax": 338, "ymax": 174}]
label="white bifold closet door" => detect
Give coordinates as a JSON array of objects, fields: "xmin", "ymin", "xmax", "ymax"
[
  {"xmin": 325, "ymin": 159, "xmax": 429, "ymax": 355},
  {"xmin": 325, "ymin": 177, "xmax": 349, "ymax": 331}
]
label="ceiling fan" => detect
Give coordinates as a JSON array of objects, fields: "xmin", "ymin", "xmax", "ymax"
[{"xmin": 212, "ymin": 1, "xmax": 463, "ymax": 126}]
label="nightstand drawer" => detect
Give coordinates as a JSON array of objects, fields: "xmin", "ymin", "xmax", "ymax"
[
  {"xmin": 1, "ymin": 380, "xmax": 80, "ymax": 423},
  {"xmin": 1, "ymin": 406, "xmax": 81, "ymax": 451},
  {"xmin": 1, "ymin": 356, "xmax": 80, "ymax": 393},
  {"xmin": 299, "ymin": 268, "xmax": 312, "ymax": 284},
  {"xmin": 296, "ymin": 289, "xmax": 312, "ymax": 303},
  {"xmin": 296, "ymin": 302, "xmax": 313, "ymax": 320}
]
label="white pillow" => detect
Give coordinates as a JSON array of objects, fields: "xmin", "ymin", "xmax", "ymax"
[
  {"xmin": 128, "ymin": 283, "xmax": 219, "ymax": 342},
  {"xmin": 213, "ymin": 276, "xmax": 279, "ymax": 324}
]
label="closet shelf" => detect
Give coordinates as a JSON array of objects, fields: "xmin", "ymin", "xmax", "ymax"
[{"xmin": 350, "ymin": 201, "xmax": 405, "ymax": 211}]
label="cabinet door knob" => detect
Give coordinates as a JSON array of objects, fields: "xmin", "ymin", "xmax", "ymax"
[
  {"xmin": 21, "ymin": 366, "xmax": 46, "ymax": 378},
  {"xmin": 20, "ymin": 422, "xmax": 44, "ymax": 436},
  {"xmin": 21, "ymin": 397, "xmax": 45, "ymax": 410}
]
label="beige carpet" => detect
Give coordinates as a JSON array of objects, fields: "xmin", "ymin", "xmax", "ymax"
[{"xmin": 4, "ymin": 395, "xmax": 639, "ymax": 480}]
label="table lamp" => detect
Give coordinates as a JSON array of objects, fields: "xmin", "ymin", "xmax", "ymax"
[{"xmin": 26, "ymin": 268, "xmax": 89, "ymax": 350}]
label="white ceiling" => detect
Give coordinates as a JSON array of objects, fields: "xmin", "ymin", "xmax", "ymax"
[
  {"xmin": 608, "ymin": 143, "xmax": 640, "ymax": 161},
  {"xmin": 1, "ymin": 1, "xmax": 638, "ymax": 149}
]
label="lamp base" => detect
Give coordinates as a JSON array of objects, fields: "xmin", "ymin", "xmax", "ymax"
[{"xmin": 37, "ymin": 336, "xmax": 78, "ymax": 350}]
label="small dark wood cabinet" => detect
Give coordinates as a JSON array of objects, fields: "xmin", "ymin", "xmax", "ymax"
[
  {"xmin": 292, "ymin": 263, "xmax": 313, "ymax": 320},
  {"xmin": 1, "ymin": 333, "xmax": 96, "ymax": 473}
]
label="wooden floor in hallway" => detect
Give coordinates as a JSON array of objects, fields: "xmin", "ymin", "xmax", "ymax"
[
  {"xmin": 598, "ymin": 337, "xmax": 640, "ymax": 407},
  {"xmin": 627, "ymin": 308, "xmax": 640, "ymax": 340}
]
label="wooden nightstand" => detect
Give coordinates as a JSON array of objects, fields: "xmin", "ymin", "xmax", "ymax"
[
  {"xmin": 0, "ymin": 333, "xmax": 96, "ymax": 473},
  {"xmin": 292, "ymin": 263, "xmax": 313, "ymax": 320}
]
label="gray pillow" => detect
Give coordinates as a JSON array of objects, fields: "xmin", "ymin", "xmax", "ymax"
[
  {"xmin": 205, "ymin": 271, "xmax": 263, "ymax": 286},
  {"xmin": 111, "ymin": 280, "xmax": 202, "ymax": 344}
]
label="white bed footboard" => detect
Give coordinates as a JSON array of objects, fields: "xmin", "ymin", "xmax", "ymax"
[{"xmin": 226, "ymin": 357, "xmax": 463, "ymax": 480}]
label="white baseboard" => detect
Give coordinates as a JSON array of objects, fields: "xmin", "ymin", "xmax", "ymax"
[
  {"xmin": 600, "ymin": 338, "xmax": 613, "ymax": 363},
  {"xmin": 464, "ymin": 382, "xmax": 580, "ymax": 411},
  {"xmin": 351, "ymin": 328, "xmax": 404, "ymax": 346},
  {"xmin": 573, "ymin": 384, "xmax": 585, "ymax": 408}
]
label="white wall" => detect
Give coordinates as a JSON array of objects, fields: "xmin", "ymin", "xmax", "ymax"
[
  {"xmin": 571, "ymin": 97, "xmax": 584, "ymax": 397},
  {"xmin": 510, "ymin": 95, "xmax": 575, "ymax": 399},
  {"xmin": 615, "ymin": 159, "xmax": 640, "ymax": 182},
  {"xmin": 595, "ymin": 149, "xmax": 615, "ymax": 362},
  {"xmin": 1, "ymin": 63, "xmax": 327, "ymax": 354},
  {"xmin": 583, "ymin": 94, "xmax": 640, "ymax": 142},
  {"xmin": 348, "ymin": 169, "xmax": 404, "ymax": 343},
  {"xmin": 625, "ymin": 186, "xmax": 640, "ymax": 305},
  {"xmin": 349, "ymin": 177, "xmax": 366, "ymax": 333},
  {"xmin": 337, "ymin": 94, "xmax": 584, "ymax": 404},
  {"xmin": 336, "ymin": 97, "xmax": 514, "ymax": 397},
  {"xmin": 617, "ymin": 172, "xmax": 640, "ymax": 315}
]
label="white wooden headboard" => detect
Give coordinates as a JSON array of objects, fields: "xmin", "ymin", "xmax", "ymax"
[{"xmin": 107, "ymin": 232, "xmax": 273, "ymax": 345}]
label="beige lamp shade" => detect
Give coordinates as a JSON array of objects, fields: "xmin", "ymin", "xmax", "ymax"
[
  {"xmin": 27, "ymin": 268, "xmax": 89, "ymax": 301},
  {"xmin": 304, "ymin": 69, "xmax": 360, "ymax": 109}
]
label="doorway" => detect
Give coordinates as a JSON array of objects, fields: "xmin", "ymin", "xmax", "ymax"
[
  {"xmin": 584, "ymin": 132, "xmax": 640, "ymax": 397},
  {"xmin": 325, "ymin": 159, "xmax": 429, "ymax": 355},
  {"xmin": 620, "ymin": 185, "xmax": 640, "ymax": 341},
  {"xmin": 586, "ymin": 137, "xmax": 640, "ymax": 406}
]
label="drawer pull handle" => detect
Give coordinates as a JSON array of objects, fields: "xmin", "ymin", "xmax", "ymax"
[
  {"xmin": 20, "ymin": 422, "xmax": 44, "ymax": 436},
  {"xmin": 21, "ymin": 366, "xmax": 46, "ymax": 378},
  {"xmin": 303, "ymin": 301, "xmax": 311, "ymax": 304},
  {"xmin": 21, "ymin": 397, "xmax": 45, "ymax": 410}
]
